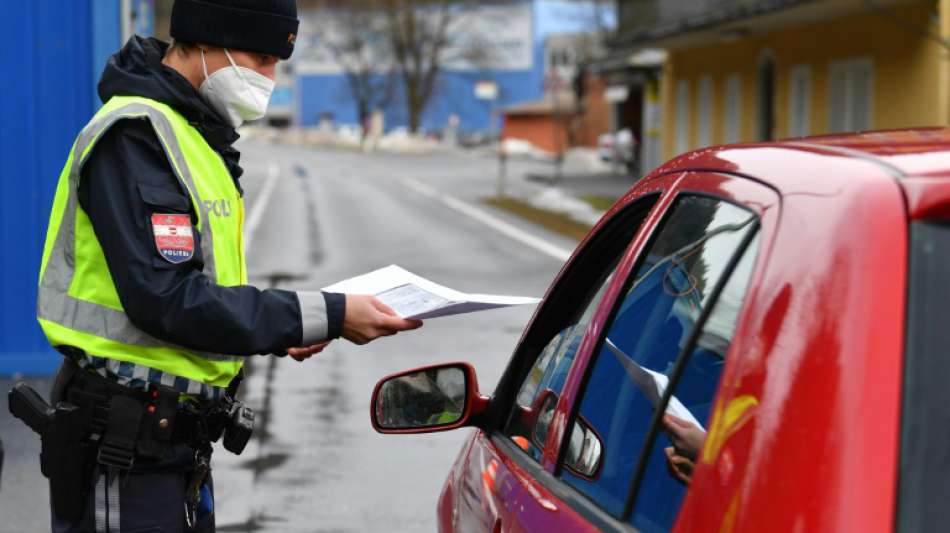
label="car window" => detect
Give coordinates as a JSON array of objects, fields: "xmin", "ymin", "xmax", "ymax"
[
  {"xmin": 558, "ymin": 195, "xmax": 758, "ymax": 520},
  {"xmin": 503, "ymin": 270, "xmax": 614, "ymax": 463},
  {"xmin": 898, "ymin": 220, "xmax": 950, "ymax": 533},
  {"xmin": 629, "ymin": 233, "xmax": 759, "ymax": 532},
  {"xmin": 499, "ymin": 195, "xmax": 661, "ymax": 465}
]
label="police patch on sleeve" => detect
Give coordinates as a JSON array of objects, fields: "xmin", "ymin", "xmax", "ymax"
[{"xmin": 151, "ymin": 214, "xmax": 195, "ymax": 264}]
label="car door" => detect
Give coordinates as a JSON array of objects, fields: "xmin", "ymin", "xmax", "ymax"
[
  {"xmin": 548, "ymin": 174, "xmax": 776, "ymax": 532},
  {"xmin": 450, "ymin": 171, "xmax": 779, "ymax": 533},
  {"xmin": 447, "ymin": 177, "xmax": 670, "ymax": 533}
]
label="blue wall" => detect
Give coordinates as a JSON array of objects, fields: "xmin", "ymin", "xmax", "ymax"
[
  {"xmin": 294, "ymin": 0, "xmax": 610, "ymax": 134},
  {"xmin": 92, "ymin": 1, "xmax": 123, "ymax": 110},
  {"xmin": 0, "ymin": 2, "xmax": 123, "ymax": 376},
  {"xmin": 297, "ymin": 67, "xmax": 543, "ymax": 134},
  {"xmin": 296, "ymin": 27, "xmax": 547, "ymax": 133}
]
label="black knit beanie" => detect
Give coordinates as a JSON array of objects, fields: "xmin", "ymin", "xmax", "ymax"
[{"xmin": 170, "ymin": 0, "xmax": 299, "ymax": 59}]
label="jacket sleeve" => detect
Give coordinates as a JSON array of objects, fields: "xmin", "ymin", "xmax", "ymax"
[{"xmin": 77, "ymin": 118, "xmax": 345, "ymax": 355}]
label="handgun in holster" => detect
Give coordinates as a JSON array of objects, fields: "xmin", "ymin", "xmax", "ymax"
[{"xmin": 8, "ymin": 382, "xmax": 89, "ymax": 521}]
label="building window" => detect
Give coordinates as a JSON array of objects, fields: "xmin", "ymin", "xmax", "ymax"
[
  {"xmin": 675, "ymin": 79, "xmax": 690, "ymax": 154},
  {"xmin": 697, "ymin": 75, "xmax": 713, "ymax": 148},
  {"xmin": 828, "ymin": 58, "xmax": 873, "ymax": 133},
  {"xmin": 788, "ymin": 64, "xmax": 811, "ymax": 137},
  {"xmin": 723, "ymin": 74, "xmax": 741, "ymax": 144},
  {"xmin": 547, "ymin": 47, "xmax": 575, "ymax": 71},
  {"xmin": 756, "ymin": 53, "xmax": 776, "ymax": 141}
]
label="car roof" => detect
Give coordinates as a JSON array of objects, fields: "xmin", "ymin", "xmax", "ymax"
[
  {"xmin": 784, "ymin": 128, "xmax": 950, "ymax": 179},
  {"xmin": 652, "ymin": 128, "xmax": 950, "ymax": 220}
]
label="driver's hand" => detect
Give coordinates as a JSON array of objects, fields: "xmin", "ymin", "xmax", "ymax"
[
  {"xmin": 664, "ymin": 446, "xmax": 695, "ymax": 484},
  {"xmin": 662, "ymin": 414, "xmax": 705, "ymax": 460},
  {"xmin": 342, "ymin": 294, "xmax": 423, "ymax": 345}
]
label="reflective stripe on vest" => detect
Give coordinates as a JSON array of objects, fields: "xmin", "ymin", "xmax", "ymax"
[{"xmin": 37, "ymin": 97, "xmax": 246, "ymax": 393}]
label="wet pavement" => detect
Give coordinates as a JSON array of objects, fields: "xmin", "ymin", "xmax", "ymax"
[
  {"xmin": 0, "ymin": 375, "xmax": 53, "ymax": 530},
  {"xmin": 0, "ymin": 140, "xmax": 572, "ymax": 531},
  {"xmin": 212, "ymin": 141, "xmax": 568, "ymax": 532},
  {"xmin": 526, "ymin": 171, "xmax": 636, "ymax": 201}
]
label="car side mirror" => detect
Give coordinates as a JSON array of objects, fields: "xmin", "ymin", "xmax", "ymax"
[
  {"xmin": 371, "ymin": 362, "xmax": 489, "ymax": 434},
  {"xmin": 563, "ymin": 417, "xmax": 603, "ymax": 480}
]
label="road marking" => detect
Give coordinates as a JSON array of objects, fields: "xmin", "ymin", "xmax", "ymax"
[
  {"xmin": 244, "ymin": 162, "xmax": 280, "ymax": 255},
  {"xmin": 399, "ymin": 177, "xmax": 572, "ymax": 262}
]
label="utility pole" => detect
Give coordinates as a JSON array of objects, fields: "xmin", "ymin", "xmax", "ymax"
[
  {"xmin": 475, "ymin": 80, "xmax": 504, "ymax": 197},
  {"xmin": 547, "ymin": 73, "xmax": 566, "ymax": 184}
]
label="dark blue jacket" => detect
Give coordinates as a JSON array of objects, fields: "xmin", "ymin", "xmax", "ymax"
[{"xmin": 77, "ymin": 37, "xmax": 343, "ymax": 356}]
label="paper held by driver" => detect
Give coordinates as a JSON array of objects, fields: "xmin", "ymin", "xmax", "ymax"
[
  {"xmin": 605, "ymin": 338, "xmax": 705, "ymax": 431},
  {"xmin": 323, "ymin": 265, "xmax": 541, "ymax": 321}
]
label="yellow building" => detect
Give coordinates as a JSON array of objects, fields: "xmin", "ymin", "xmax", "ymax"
[{"xmin": 611, "ymin": 0, "xmax": 950, "ymax": 161}]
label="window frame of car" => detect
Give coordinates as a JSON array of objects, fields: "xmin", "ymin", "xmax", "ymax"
[
  {"xmin": 486, "ymin": 180, "xmax": 671, "ymax": 533},
  {"xmin": 503, "ymin": 271, "xmax": 622, "ymax": 464},
  {"xmin": 558, "ymin": 196, "xmax": 761, "ymax": 524},
  {"xmin": 485, "ymin": 189, "xmax": 666, "ymax": 433},
  {"xmin": 487, "ymin": 171, "xmax": 780, "ymax": 532}
]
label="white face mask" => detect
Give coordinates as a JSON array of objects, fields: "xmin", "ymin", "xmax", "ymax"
[{"xmin": 199, "ymin": 48, "xmax": 275, "ymax": 129}]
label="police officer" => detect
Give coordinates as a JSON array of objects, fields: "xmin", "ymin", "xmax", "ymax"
[{"xmin": 33, "ymin": 0, "xmax": 422, "ymax": 531}]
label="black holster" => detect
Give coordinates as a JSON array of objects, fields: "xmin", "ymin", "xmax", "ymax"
[
  {"xmin": 42, "ymin": 402, "xmax": 91, "ymax": 521},
  {"xmin": 8, "ymin": 380, "xmax": 92, "ymax": 521}
]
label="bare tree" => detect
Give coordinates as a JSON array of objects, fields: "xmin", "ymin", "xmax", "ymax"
[
  {"xmin": 314, "ymin": 2, "xmax": 396, "ymax": 135},
  {"xmin": 382, "ymin": 0, "xmax": 472, "ymax": 134},
  {"xmin": 309, "ymin": 0, "xmax": 519, "ymax": 135}
]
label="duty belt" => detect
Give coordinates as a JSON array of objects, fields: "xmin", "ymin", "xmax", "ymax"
[
  {"xmin": 8, "ymin": 359, "xmax": 252, "ymax": 523},
  {"xmin": 65, "ymin": 365, "xmax": 232, "ymax": 463}
]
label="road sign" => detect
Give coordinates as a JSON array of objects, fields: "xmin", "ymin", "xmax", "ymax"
[{"xmin": 475, "ymin": 80, "xmax": 499, "ymax": 101}]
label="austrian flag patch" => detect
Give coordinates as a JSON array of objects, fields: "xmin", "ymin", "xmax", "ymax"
[{"xmin": 151, "ymin": 214, "xmax": 195, "ymax": 264}]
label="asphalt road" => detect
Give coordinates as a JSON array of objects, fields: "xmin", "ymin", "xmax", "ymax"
[
  {"xmin": 213, "ymin": 141, "xmax": 572, "ymax": 532},
  {"xmin": 0, "ymin": 139, "xmax": 578, "ymax": 532}
]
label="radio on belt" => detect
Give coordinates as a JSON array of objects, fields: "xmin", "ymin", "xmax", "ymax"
[{"xmin": 223, "ymin": 401, "xmax": 255, "ymax": 455}]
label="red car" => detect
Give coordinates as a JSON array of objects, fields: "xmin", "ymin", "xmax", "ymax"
[{"xmin": 370, "ymin": 129, "xmax": 950, "ymax": 532}]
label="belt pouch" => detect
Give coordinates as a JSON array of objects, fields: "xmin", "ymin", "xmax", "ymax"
[
  {"xmin": 137, "ymin": 387, "xmax": 179, "ymax": 459},
  {"xmin": 98, "ymin": 396, "xmax": 143, "ymax": 471}
]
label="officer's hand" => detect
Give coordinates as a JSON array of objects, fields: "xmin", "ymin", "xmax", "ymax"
[
  {"xmin": 342, "ymin": 294, "xmax": 423, "ymax": 345},
  {"xmin": 288, "ymin": 341, "xmax": 331, "ymax": 361}
]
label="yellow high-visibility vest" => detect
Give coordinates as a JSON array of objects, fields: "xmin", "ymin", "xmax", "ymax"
[{"xmin": 37, "ymin": 96, "xmax": 247, "ymax": 397}]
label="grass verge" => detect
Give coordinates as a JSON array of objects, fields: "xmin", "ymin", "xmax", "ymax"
[
  {"xmin": 580, "ymin": 194, "xmax": 619, "ymax": 212},
  {"xmin": 484, "ymin": 196, "xmax": 592, "ymax": 241}
]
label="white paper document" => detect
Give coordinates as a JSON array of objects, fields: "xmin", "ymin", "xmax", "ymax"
[
  {"xmin": 323, "ymin": 265, "xmax": 541, "ymax": 320},
  {"xmin": 605, "ymin": 338, "xmax": 705, "ymax": 431}
]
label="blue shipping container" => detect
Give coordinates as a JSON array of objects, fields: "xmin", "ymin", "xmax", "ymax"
[{"xmin": 0, "ymin": 2, "xmax": 124, "ymax": 376}]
